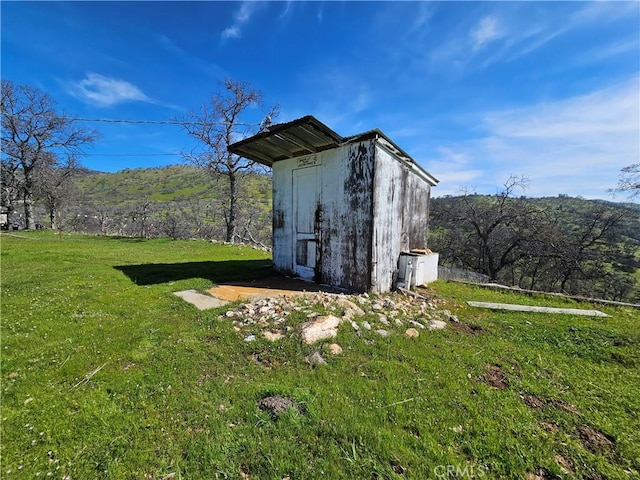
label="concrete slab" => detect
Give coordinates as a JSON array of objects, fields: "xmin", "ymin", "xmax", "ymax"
[
  {"xmin": 467, "ymin": 301, "xmax": 608, "ymax": 317},
  {"xmin": 173, "ymin": 290, "xmax": 229, "ymax": 310}
]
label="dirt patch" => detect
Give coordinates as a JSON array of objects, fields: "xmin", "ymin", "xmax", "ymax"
[
  {"xmin": 540, "ymin": 421, "xmax": 559, "ymax": 433},
  {"xmin": 578, "ymin": 425, "xmax": 615, "ymax": 454},
  {"xmin": 451, "ymin": 322, "xmax": 484, "ymax": 336},
  {"xmin": 257, "ymin": 395, "xmax": 306, "ymax": 419},
  {"xmin": 525, "ymin": 467, "xmax": 554, "ymax": 480},
  {"xmin": 522, "ymin": 395, "xmax": 546, "ymax": 408},
  {"xmin": 390, "ymin": 460, "xmax": 407, "ymax": 475},
  {"xmin": 251, "ymin": 351, "xmax": 286, "ymax": 370},
  {"xmin": 521, "ymin": 395, "xmax": 579, "ymax": 415},
  {"xmin": 482, "ymin": 364, "xmax": 508, "ymax": 390},
  {"xmin": 555, "ymin": 454, "xmax": 574, "ymax": 473},
  {"xmin": 550, "ymin": 399, "xmax": 579, "ymax": 415}
]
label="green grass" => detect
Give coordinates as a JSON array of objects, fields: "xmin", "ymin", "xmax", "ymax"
[{"xmin": 2, "ymin": 232, "xmax": 639, "ymax": 479}]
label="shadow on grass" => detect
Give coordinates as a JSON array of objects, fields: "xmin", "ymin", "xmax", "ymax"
[{"xmin": 115, "ymin": 259, "xmax": 274, "ymax": 286}]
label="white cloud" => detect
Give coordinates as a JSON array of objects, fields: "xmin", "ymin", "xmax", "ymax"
[
  {"xmin": 471, "ymin": 16, "xmax": 502, "ymax": 51},
  {"xmin": 221, "ymin": 2, "xmax": 257, "ymax": 40},
  {"xmin": 66, "ymin": 73, "xmax": 154, "ymax": 107},
  {"xmin": 483, "ymin": 79, "xmax": 638, "ymax": 140},
  {"xmin": 280, "ymin": 1, "xmax": 294, "ymax": 20},
  {"xmin": 428, "ymin": 2, "xmax": 638, "ymax": 72},
  {"xmin": 569, "ymin": 37, "xmax": 640, "ymax": 68},
  {"xmin": 426, "ymin": 78, "xmax": 640, "ymax": 199},
  {"xmin": 513, "ymin": 2, "xmax": 638, "ymax": 59},
  {"xmin": 409, "ymin": 2, "xmax": 434, "ymax": 34},
  {"xmin": 221, "ymin": 26, "xmax": 241, "ymax": 40},
  {"xmin": 427, "ymin": 147, "xmax": 484, "ymax": 196}
]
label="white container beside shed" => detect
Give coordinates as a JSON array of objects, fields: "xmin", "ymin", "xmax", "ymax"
[{"xmin": 397, "ymin": 251, "xmax": 439, "ymax": 289}]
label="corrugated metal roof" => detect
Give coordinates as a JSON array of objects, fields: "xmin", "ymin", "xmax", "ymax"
[
  {"xmin": 228, "ymin": 115, "xmax": 343, "ymax": 167},
  {"xmin": 228, "ymin": 115, "xmax": 439, "ymax": 185}
]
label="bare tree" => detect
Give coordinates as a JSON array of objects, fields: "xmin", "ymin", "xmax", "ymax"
[
  {"xmin": 615, "ymin": 163, "xmax": 639, "ymax": 199},
  {"xmin": 179, "ymin": 78, "xmax": 278, "ymax": 242},
  {"xmin": 550, "ymin": 207, "xmax": 624, "ymax": 293},
  {"xmin": 129, "ymin": 199, "xmax": 154, "ymax": 238},
  {"xmin": 1, "ymin": 80, "xmax": 99, "ymax": 229},
  {"xmin": 33, "ymin": 152, "xmax": 79, "ymax": 229},
  {"xmin": 431, "ymin": 189, "xmax": 637, "ymax": 301},
  {"xmin": 0, "ymin": 156, "xmax": 21, "ymax": 215},
  {"xmin": 431, "ymin": 176, "xmax": 540, "ymax": 281}
]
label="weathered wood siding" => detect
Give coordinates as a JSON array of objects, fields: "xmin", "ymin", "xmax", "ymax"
[
  {"xmin": 272, "ymin": 138, "xmax": 429, "ymax": 293},
  {"xmin": 318, "ymin": 141, "xmax": 374, "ymax": 292},
  {"xmin": 371, "ymin": 144, "xmax": 431, "ymax": 293},
  {"xmin": 271, "ymin": 142, "xmax": 375, "ymax": 292},
  {"xmin": 271, "ymin": 154, "xmax": 321, "ymax": 275}
]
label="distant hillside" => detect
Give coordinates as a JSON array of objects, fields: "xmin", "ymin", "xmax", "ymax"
[
  {"xmin": 432, "ymin": 194, "xmax": 640, "ymax": 246},
  {"xmin": 73, "ymin": 164, "xmax": 226, "ymax": 206},
  {"xmin": 63, "ymin": 164, "xmax": 272, "ymax": 243},
  {"xmin": 429, "ymin": 194, "xmax": 640, "ymax": 303},
  {"xmin": 526, "ymin": 196, "xmax": 640, "ymax": 249}
]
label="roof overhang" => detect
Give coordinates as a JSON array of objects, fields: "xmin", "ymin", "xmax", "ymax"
[
  {"xmin": 227, "ymin": 115, "xmax": 343, "ymax": 167},
  {"xmin": 228, "ymin": 115, "xmax": 439, "ymax": 185}
]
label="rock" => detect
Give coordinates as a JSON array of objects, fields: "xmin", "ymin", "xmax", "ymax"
[
  {"xmin": 226, "ymin": 310, "xmax": 236, "ymax": 318},
  {"xmin": 375, "ymin": 329, "xmax": 390, "ymax": 337},
  {"xmin": 405, "ymin": 328, "xmax": 419, "ymax": 338},
  {"xmin": 427, "ymin": 320, "xmax": 447, "ymax": 331},
  {"xmin": 335, "ymin": 297, "xmax": 365, "ymax": 318},
  {"xmin": 306, "ymin": 351, "xmax": 328, "ymax": 366},
  {"xmin": 361, "ymin": 321, "xmax": 372, "ymax": 330},
  {"xmin": 244, "ymin": 334, "xmax": 256, "ymax": 342},
  {"xmin": 262, "ymin": 331, "xmax": 283, "ymax": 342},
  {"xmin": 350, "ymin": 320, "xmax": 360, "ymax": 331},
  {"xmin": 394, "ymin": 318, "xmax": 404, "ymax": 326},
  {"xmin": 372, "ymin": 302, "xmax": 383, "ymax": 311},
  {"xmin": 409, "ymin": 320, "xmax": 425, "ymax": 329},
  {"xmin": 300, "ymin": 315, "xmax": 342, "ymax": 344},
  {"xmin": 326, "ymin": 343, "xmax": 343, "ymax": 355},
  {"xmin": 377, "ymin": 314, "xmax": 389, "ymax": 325},
  {"xmin": 449, "ymin": 314, "xmax": 460, "ymax": 323}
]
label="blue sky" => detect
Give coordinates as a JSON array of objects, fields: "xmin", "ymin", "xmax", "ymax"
[{"xmin": 2, "ymin": 1, "xmax": 639, "ymax": 199}]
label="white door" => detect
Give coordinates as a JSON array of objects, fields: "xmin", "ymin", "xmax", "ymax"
[{"xmin": 293, "ymin": 167, "xmax": 320, "ymax": 280}]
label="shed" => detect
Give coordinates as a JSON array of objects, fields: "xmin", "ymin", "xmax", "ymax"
[{"xmin": 228, "ymin": 115, "xmax": 439, "ymax": 293}]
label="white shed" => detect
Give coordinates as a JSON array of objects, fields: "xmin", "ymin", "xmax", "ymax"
[{"xmin": 229, "ymin": 115, "xmax": 439, "ymax": 293}]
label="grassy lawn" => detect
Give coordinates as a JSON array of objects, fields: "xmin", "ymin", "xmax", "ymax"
[{"xmin": 1, "ymin": 232, "xmax": 639, "ymax": 479}]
